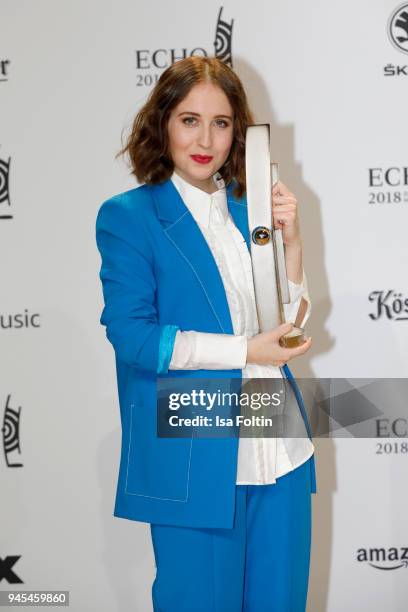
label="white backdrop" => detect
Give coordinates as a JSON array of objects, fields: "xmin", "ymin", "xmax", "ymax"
[{"xmin": 1, "ymin": 1, "xmax": 407, "ymax": 610}]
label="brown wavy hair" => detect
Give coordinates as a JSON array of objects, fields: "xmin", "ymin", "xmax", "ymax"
[{"xmin": 116, "ymin": 56, "xmax": 255, "ymax": 199}]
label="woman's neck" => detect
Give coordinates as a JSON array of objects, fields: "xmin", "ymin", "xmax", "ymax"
[{"xmin": 173, "ymin": 170, "xmax": 218, "ymax": 194}]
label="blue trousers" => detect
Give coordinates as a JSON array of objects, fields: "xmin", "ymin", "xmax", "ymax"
[{"xmin": 150, "ymin": 456, "xmax": 312, "ymax": 611}]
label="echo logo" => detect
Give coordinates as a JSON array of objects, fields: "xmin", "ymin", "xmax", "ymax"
[
  {"xmin": 368, "ymin": 167, "xmax": 408, "ymax": 203},
  {"xmin": 368, "ymin": 167, "xmax": 408, "ymax": 187},
  {"xmin": 2, "ymin": 394, "xmax": 23, "ymax": 468},
  {"xmin": 135, "ymin": 7, "xmax": 234, "ymax": 88},
  {"xmin": 0, "ymin": 154, "xmax": 12, "ymax": 219},
  {"xmin": 376, "ymin": 418, "xmax": 408, "ymax": 437}
]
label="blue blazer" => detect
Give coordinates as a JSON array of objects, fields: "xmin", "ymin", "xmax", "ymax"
[{"xmin": 96, "ymin": 177, "xmax": 317, "ymax": 529}]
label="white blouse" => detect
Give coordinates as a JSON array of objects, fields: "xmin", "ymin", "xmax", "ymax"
[{"xmin": 168, "ymin": 170, "xmax": 314, "ymax": 485}]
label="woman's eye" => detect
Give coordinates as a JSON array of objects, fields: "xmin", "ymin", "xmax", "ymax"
[
  {"xmin": 181, "ymin": 117, "xmax": 230, "ymax": 127},
  {"xmin": 215, "ymin": 119, "xmax": 229, "ymax": 128}
]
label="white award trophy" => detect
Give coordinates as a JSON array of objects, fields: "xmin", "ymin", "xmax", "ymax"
[{"xmin": 245, "ymin": 124, "xmax": 307, "ymax": 348}]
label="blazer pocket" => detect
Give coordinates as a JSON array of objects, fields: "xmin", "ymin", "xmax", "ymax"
[{"xmin": 124, "ymin": 403, "xmax": 192, "ymax": 501}]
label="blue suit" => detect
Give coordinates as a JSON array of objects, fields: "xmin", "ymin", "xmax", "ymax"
[{"xmin": 96, "ymin": 177, "xmax": 317, "ymax": 530}]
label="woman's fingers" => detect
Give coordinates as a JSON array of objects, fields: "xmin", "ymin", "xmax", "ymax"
[
  {"xmin": 280, "ymin": 337, "xmax": 312, "ymax": 361},
  {"xmin": 247, "ymin": 324, "xmax": 312, "ymax": 366},
  {"xmin": 268, "ymin": 324, "xmax": 312, "ymax": 362},
  {"xmin": 273, "ymin": 322, "xmax": 294, "ymax": 338},
  {"xmin": 273, "ymin": 196, "xmax": 297, "ymax": 206},
  {"xmin": 272, "ymin": 211, "xmax": 295, "ymax": 229},
  {"xmin": 272, "ymin": 180, "xmax": 294, "ymax": 197},
  {"xmin": 272, "ymin": 195, "xmax": 298, "ymax": 231}
]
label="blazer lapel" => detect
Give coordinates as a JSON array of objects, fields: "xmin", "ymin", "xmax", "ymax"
[
  {"xmin": 226, "ymin": 188, "xmax": 250, "ymax": 251},
  {"xmin": 151, "ymin": 179, "xmax": 241, "ymax": 334}
]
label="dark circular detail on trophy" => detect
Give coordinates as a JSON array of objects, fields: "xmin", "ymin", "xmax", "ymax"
[{"xmin": 252, "ymin": 226, "xmax": 271, "ymax": 245}]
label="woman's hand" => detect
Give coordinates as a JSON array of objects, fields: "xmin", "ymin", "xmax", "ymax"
[
  {"xmin": 247, "ymin": 322, "xmax": 312, "ymax": 367},
  {"xmin": 272, "ymin": 180, "xmax": 301, "ymax": 248}
]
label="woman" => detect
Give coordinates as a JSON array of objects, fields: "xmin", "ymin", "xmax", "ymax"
[{"xmin": 96, "ymin": 56, "xmax": 316, "ymax": 611}]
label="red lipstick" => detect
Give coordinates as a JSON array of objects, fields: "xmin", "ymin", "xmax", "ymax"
[{"xmin": 190, "ymin": 155, "xmax": 213, "ymax": 164}]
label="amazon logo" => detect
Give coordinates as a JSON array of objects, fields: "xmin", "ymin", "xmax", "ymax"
[{"xmin": 357, "ymin": 547, "xmax": 408, "ymax": 570}]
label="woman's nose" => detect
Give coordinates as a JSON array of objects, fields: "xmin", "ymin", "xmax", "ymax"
[{"xmin": 197, "ymin": 124, "xmax": 213, "ymax": 148}]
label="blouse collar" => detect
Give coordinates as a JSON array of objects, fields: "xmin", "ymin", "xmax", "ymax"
[{"xmin": 170, "ymin": 170, "xmax": 229, "ymax": 228}]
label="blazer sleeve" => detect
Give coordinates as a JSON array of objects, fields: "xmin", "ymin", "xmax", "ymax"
[{"xmin": 96, "ymin": 197, "xmax": 179, "ymax": 372}]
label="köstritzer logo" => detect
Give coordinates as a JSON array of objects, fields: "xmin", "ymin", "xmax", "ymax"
[{"xmin": 368, "ymin": 290, "xmax": 408, "ymax": 320}]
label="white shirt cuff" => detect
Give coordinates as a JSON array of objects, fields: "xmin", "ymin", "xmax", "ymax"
[
  {"xmin": 284, "ymin": 269, "xmax": 312, "ymax": 328},
  {"xmin": 169, "ymin": 330, "xmax": 248, "ymax": 370}
]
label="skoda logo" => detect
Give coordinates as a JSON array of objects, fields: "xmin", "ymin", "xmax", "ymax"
[{"xmin": 388, "ymin": 3, "xmax": 408, "ymax": 54}]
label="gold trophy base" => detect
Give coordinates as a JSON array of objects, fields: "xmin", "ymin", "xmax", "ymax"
[{"xmin": 279, "ymin": 326, "xmax": 306, "ymax": 348}]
